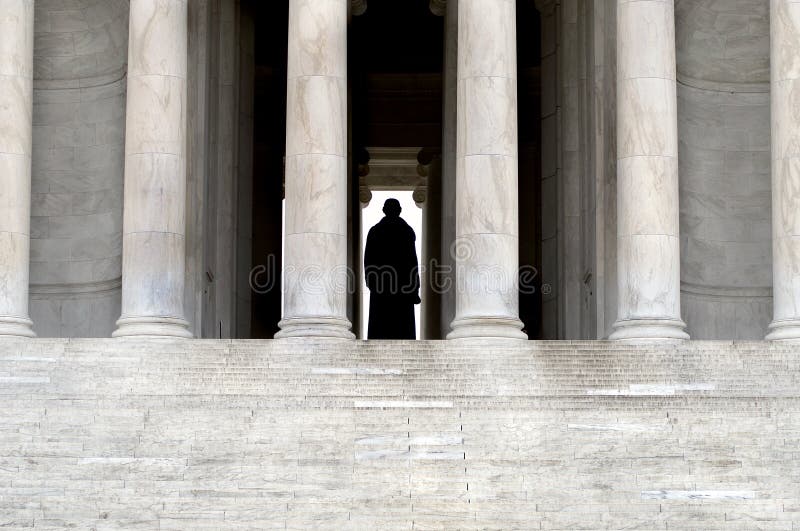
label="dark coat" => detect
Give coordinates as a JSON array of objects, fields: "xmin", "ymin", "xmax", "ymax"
[{"xmin": 364, "ymin": 215, "xmax": 420, "ymax": 339}]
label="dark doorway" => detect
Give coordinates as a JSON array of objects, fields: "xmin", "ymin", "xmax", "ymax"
[
  {"xmin": 249, "ymin": 1, "xmax": 288, "ymax": 338},
  {"xmin": 517, "ymin": 2, "xmax": 543, "ymax": 339}
]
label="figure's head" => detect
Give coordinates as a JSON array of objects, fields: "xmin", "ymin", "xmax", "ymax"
[{"xmin": 383, "ymin": 198, "xmax": 402, "ymax": 217}]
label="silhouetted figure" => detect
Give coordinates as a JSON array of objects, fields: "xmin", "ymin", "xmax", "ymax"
[{"xmin": 365, "ymin": 198, "xmax": 421, "ymax": 339}]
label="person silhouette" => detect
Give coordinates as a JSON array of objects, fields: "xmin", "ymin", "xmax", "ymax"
[{"xmin": 364, "ymin": 198, "xmax": 421, "ymax": 339}]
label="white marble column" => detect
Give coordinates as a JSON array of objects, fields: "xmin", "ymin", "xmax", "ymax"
[
  {"xmin": 610, "ymin": 0, "xmax": 687, "ymax": 340},
  {"xmin": 0, "ymin": 0, "xmax": 35, "ymax": 337},
  {"xmin": 447, "ymin": 0, "xmax": 526, "ymax": 340},
  {"xmin": 767, "ymin": 0, "xmax": 800, "ymax": 341},
  {"xmin": 114, "ymin": 0, "xmax": 192, "ymax": 338},
  {"xmin": 276, "ymin": 0, "xmax": 354, "ymax": 339}
]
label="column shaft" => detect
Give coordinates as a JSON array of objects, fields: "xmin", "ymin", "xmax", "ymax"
[
  {"xmin": 610, "ymin": 0, "xmax": 688, "ymax": 340},
  {"xmin": 0, "ymin": 0, "xmax": 35, "ymax": 337},
  {"xmin": 420, "ymin": 152, "xmax": 442, "ymax": 339},
  {"xmin": 114, "ymin": 0, "xmax": 192, "ymax": 338},
  {"xmin": 276, "ymin": 0, "xmax": 353, "ymax": 339},
  {"xmin": 448, "ymin": 0, "xmax": 526, "ymax": 339},
  {"xmin": 440, "ymin": 0, "xmax": 458, "ymax": 339},
  {"xmin": 767, "ymin": 0, "xmax": 800, "ymax": 340}
]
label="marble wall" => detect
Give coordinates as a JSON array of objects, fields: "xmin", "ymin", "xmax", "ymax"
[
  {"xmin": 676, "ymin": 0, "xmax": 773, "ymax": 339},
  {"xmin": 29, "ymin": 0, "xmax": 128, "ymax": 337}
]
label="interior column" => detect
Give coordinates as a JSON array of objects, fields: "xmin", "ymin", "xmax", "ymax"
[
  {"xmin": 448, "ymin": 0, "xmax": 526, "ymax": 339},
  {"xmin": 767, "ymin": 0, "xmax": 800, "ymax": 341},
  {"xmin": 114, "ymin": 0, "xmax": 192, "ymax": 338},
  {"xmin": 276, "ymin": 0, "xmax": 354, "ymax": 339},
  {"xmin": 610, "ymin": 0, "xmax": 688, "ymax": 341},
  {"xmin": 440, "ymin": 0, "xmax": 458, "ymax": 340},
  {"xmin": 419, "ymin": 150, "xmax": 442, "ymax": 339},
  {"xmin": 0, "ymin": 0, "xmax": 35, "ymax": 337}
]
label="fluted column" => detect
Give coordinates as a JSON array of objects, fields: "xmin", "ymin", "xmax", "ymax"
[
  {"xmin": 0, "ymin": 0, "xmax": 35, "ymax": 337},
  {"xmin": 114, "ymin": 0, "xmax": 192, "ymax": 338},
  {"xmin": 447, "ymin": 0, "xmax": 526, "ymax": 340},
  {"xmin": 610, "ymin": 0, "xmax": 688, "ymax": 340},
  {"xmin": 276, "ymin": 0, "xmax": 354, "ymax": 339},
  {"xmin": 767, "ymin": 0, "xmax": 800, "ymax": 341}
]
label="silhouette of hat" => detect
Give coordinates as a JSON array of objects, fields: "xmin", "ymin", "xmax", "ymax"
[{"xmin": 383, "ymin": 198, "xmax": 402, "ymax": 217}]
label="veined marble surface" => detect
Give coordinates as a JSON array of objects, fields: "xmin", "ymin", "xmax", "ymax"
[
  {"xmin": 278, "ymin": 0, "xmax": 353, "ymax": 339},
  {"xmin": 114, "ymin": 0, "xmax": 191, "ymax": 338},
  {"xmin": 611, "ymin": 0, "xmax": 688, "ymax": 340},
  {"xmin": 449, "ymin": 0, "xmax": 525, "ymax": 340},
  {"xmin": 29, "ymin": 1, "xmax": 128, "ymax": 338},
  {"xmin": 0, "ymin": 0, "xmax": 35, "ymax": 337},
  {"xmin": 768, "ymin": 0, "xmax": 800, "ymax": 340}
]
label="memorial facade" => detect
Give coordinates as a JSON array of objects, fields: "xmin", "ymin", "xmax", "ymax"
[
  {"xmin": 4, "ymin": 2, "xmax": 800, "ymax": 528},
  {"xmin": 0, "ymin": 0, "xmax": 798, "ymax": 342}
]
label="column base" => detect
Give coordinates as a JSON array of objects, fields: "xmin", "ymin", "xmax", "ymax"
[
  {"xmin": 765, "ymin": 319, "xmax": 800, "ymax": 341},
  {"xmin": 275, "ymin": 317, "xmax": 355, "ymax": 339},
  {"xmin": 609, "ymin": 318, "xmax": 689, "ymax": 341},
  {"xmin": 0, "ymin": 316, "xmax": 36, "ymax": 338},
  {"xmin": 113, "ymin": 316, "xmax": 193, "ymax": 338},
  {"xmin": 447, "ymin": 317, "xmax": 528, "ymax": 340}
]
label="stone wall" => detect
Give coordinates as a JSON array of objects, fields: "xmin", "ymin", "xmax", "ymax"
[
  {"xmin": 675, "ymin": 0, "xmax": 772, "ymax": 339},
  {"xmin": 678, "ymin": 84, "xmax": 772, "ymax": 339},
  {"xmin": 1, "ymin": 339, "xmax": 799, "ymax": 528},
  {"xmin": 28, "ymin": 0, "xmax": 128, "ymax": 337}
]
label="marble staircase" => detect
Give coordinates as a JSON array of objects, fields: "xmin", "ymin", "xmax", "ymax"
[{"xmin": 0, "ymin": 339, "xmax": 799, "ymax": 529}]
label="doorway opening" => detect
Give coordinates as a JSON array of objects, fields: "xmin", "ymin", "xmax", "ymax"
[{"xmin": 361, "ymin": 190, "xmax": 423, "ymax": 339}]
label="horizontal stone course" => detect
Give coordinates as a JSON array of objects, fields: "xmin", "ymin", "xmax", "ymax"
[{"xmin": 0, "ymin": 339, "xmax": 798, "ymax": 529}]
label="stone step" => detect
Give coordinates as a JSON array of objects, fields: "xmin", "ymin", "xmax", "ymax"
[{"xmin": 1, "ymin": 339, "xmax": 799, "ymax": 529}]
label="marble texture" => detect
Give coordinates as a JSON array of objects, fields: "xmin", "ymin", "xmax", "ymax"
[
  {"xmin": 767, "ymin": 0, "xmax": 800, "ymax": 340},
  {"xmin": 0, "ymin": 0, "xmax": 35, "ymax": 337},
  {"xmin": 560, "ymin": 0, "xmax": 582, "ymax": 340},
  {"xmin": 11, "ymin": 0, "xmax": 790, "ymax": 342},
  {"xmin": 439, "ymin": 0, "xmax": 457, "ymax": 340},
  {"xmin": 113, "ymin": 0, "xmax": 191, "ymax": 338},
  {"xmin": 1, "ymin": 339, "xmax": 800, "ymax": 528},
  {"xmin": 676, "ymin": 0, "xmax": 769, "ymax": 87},
  {"xmin": 677, "ymin": 83, "xmax": 772, "ymax": 339},
  {"xmin": 277, "ymin": 0, "xmax": 353, "ymax": 339},
  {"xmin": 611, "ymin": 0, "xmax": 688, "ymax": 340},
  {"xmin": 419, "ymin": 151, "xmax": 443, "ymax": 339},
  {"xmin": 33, "ymin": 0, "xmax": 129, "ymax": 90},
  {"xmin": 30, "ymin": 0, "xmax": 129, "ymax": 338},
  {"xmin": 448, "ymin": 0, "xmax": 526, "ymax": 340}
]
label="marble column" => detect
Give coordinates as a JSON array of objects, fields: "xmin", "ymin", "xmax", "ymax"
[
  {"xmin": 440, "ymin": 0, "xmax": 457, "ymax": 340},
  {"xmin": 610, "ymin": 0, "xmax": 687, "ymax": 340},
  {"xmin": 419, "ymin": 150, "xmax": 442, "ymax": 339},
  {"xmin": 114, "ymin": 0, "xmax": 192, "ymax": 338},
  {"xmin": 276, "ymin": 0, "xmax": 354, "ymax": 339},
  {"xmin": 0, "ymin": 0, "xmax": 35, "ymax": 338},
  {"xmin": 447, "ymin": 0, "xmax": 526, "ymax": 339},
  {"xmin": 767, "ymin": 0, "xmax": 800, "ymax": 341}
]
